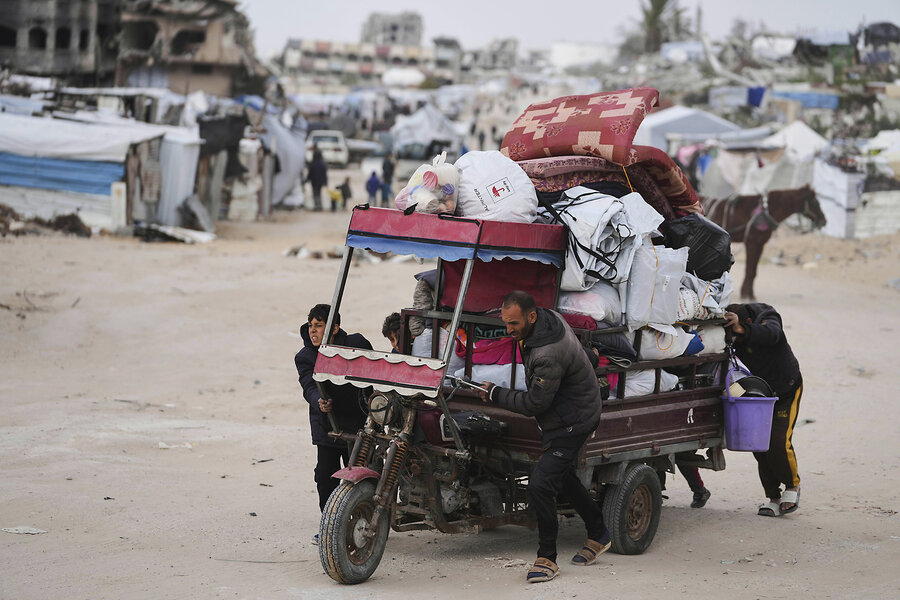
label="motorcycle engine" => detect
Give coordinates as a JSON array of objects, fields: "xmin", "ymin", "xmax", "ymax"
[{"xmin": 440, "ymin": 480, "xmax": 464, "ymax": 514}]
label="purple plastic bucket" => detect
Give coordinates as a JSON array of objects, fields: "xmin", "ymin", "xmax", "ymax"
[{"xmin": 722, "ymin": 368, "xmax": 777, "ymax": 452}]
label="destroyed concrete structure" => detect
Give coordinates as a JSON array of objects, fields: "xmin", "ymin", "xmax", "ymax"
[
  {"xmin": 360, "ymin": 12, "xmax": 423, "ymax": 47},
  {"xmin": 116, "ymin": 0, "xmax": 267, "ymax": 97},
  {"xmin": 0, "ymin": 0, "xmax": 120, "ymax": 85}
]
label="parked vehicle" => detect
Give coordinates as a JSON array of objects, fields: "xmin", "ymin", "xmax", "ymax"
[
  {"xmin": 306, "ymin": 130, "xmax": 349, "ymax": 167},
  {"xmin": 313, "ymin": 207, "xmax": 729, "ymax": 584}
]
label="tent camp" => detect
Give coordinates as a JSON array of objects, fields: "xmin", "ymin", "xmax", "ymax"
[{"xmin": 633, "ymin": 105, "xmax": 741, "ymax": 152}]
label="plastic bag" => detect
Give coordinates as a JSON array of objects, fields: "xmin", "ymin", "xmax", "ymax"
[
  {"xmin": 454, "ymin": 151, "xmax": 538, "ymax": 222},
  {"xmin": 681, "ymin": 271, "xmax": 734, "ymax": 318},
  {"xmin": 394, "ymin": 151, "xmax": 459, "ymax": 214},
  {"xmin": 659, "ymin": 213, "xmax": 734, "ymax": 281}
]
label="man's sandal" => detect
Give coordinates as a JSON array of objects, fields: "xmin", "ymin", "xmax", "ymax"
[
  {"xmin": 780, "ymin": 489, "xmax": 800, "ymax": 515},
  {"xmin": 758, "ymin": 500, "xmax": 782, "ymax": 517},
  {"xmin": 526, "ymin": 558, "xmax": 558, "ymax": 583},
  {"xmin": 571, "ymin": 536, "xmax": 611, "ymax": 566}
]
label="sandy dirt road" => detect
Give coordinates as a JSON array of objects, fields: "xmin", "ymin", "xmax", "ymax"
[{"xmin": 1, "ymin": 208, "xmax": 899, "ymax": 600}]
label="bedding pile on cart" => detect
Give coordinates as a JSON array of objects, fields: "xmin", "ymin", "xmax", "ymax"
[{"xmin": 392, "ymin": 88, "xmax": 735, "ymax": 396}]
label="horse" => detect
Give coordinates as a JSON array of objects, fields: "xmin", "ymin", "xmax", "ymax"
[{"xmin": 702, "ymin": 185, "xmax": 827, "ymax": 300}]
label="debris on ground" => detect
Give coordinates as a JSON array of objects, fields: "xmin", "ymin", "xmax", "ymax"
[
  {"xmin": 1, "ymin": 203, "xmax": 91, "ymax": 238},
  {"xmin": 2, "ymin": 526, "xmax": 47, "ymax": 535},
  {"xmin": 158, "ymin": 441, "xmax": 194, "ymax": 449},
  {"xmin": 134, "ymin": 224, "xmax": 216, "ymax": 244},
  {"xmin": 283, "ymin": 244, "xmax": 310, "ymax": 258}
]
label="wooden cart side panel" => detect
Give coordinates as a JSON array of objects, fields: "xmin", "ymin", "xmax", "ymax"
[{"xmin": 447, "ymin": 386, "xmax": 725, "ymax": 463}]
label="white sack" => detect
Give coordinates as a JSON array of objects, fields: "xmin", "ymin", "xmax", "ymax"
[
  {"xmin": 557, "ymin": 281, "xmax": 621, "ymax": 323},
  {"xmin": 625, "ymin": 241, "xmax": 689, "ymax": 331},
  {"xmin": 635, "ymin": 327, "xmax": 692, "ymax": 360},
  {"xmin": 695, "ymin": 325, "xmax": 726, "ymax": 355},
  {"xmin": 412, "ymin": 328, "xmax": 465, "ymax": 375},
  {"xmin": 454, "ymin": 364, "xmax": 527, "ymax": 391},
  {"xmin": 624, "ymin": 369, "xmax": 678, "ymax": 397},
  {"xmin": 675, "ymin": 287, "xmax": 701, "ymax": 321},
  {"xmin": 454, "ymin": 151, "xmax": 537, "ymax": 222}
]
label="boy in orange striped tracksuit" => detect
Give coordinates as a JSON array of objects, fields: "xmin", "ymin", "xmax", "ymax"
[{"xmin": 725, "ymin": 303, "xmax": 803, "ymax": 517}]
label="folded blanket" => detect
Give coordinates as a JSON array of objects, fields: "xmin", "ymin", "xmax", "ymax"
[{"xmin": 501, "ymin": 88, "xmax": 659, "ymax": 165}]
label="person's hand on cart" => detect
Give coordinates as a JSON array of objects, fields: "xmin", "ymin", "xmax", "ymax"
[
  {"xmin": 723, "ymin": 311, "xmax": 745, "ymax": 336},
  {"xmin": 479, "ymin": 381, "xmax": 494, "ymax": 403},
  {"xmin": 318, "ymin": 398, "xmax": 333, "ymax": 413}
]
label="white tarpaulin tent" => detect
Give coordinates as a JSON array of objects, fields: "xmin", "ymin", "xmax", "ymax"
[
  {"xmin": 634, "ymin": 106, "xmax": 741, "ymax": 151},
  {"xmin": 389, "ymin": 104, "xmax": 462, "ymax": 154},
  {"xmin": 49, "ymin": 111, "xmax": 202, "ymax": 227},
  {"xmin": 0, "ymin": 113, "xmax": 164, "ymax": 162},
  {"xmin": 761, "ymin": 121, "xmax": 829, "ymax": 161}
]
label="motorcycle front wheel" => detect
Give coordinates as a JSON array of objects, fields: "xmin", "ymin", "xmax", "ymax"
[{"xmin": 319, "ymin": 480, "xmax": 390, "ymax": 584}]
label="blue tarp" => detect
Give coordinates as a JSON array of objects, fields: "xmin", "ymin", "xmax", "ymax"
[
  {"xmin": 0, "ymin": 152, "xmax": 123, "ymax": 195},
  {"xmin": 770, "ymin": 91, "xmax": 840, "ymax": 110}
]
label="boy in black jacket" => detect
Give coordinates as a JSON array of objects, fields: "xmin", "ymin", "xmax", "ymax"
[
  {"xmin": 725, "ymin": 302, "xmax": 802, "ymax": 517},
  {"xmin": 294, "ymin": 304, "xmax": 372, "ymax": 539}
]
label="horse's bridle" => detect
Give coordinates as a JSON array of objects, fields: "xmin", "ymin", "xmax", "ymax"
[{"xmin": 798, "ymin": 192, "xmax": 823, "ymax": 232}]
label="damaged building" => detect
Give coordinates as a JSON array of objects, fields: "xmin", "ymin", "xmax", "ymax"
[
  {"xmin": 0, "ymin": 0, "xmax": 121, "ymax": 85},
  {"xmin": 116, "ymin": 0, "xmax": 267, "ymax": 97}
]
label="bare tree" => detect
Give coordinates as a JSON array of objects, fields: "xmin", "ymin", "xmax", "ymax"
[{"xmin": 641, "ymin": 0, "xmax": 691, "ymax": 53}]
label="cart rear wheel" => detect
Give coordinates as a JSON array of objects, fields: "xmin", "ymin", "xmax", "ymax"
[
  {"xmin": 601, "ymin": 463, "xmax": 662, "ymax": 555},
  {"xmin": 319, "ymin": 480, "xmax": 390, "ymax": 584}
]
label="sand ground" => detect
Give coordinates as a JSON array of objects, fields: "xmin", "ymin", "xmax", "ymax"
[{"xmin": 1, "ymin": 197, "xmax": 899, "ymax": 599}]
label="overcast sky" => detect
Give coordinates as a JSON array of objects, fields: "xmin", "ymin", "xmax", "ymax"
[{"xmin": 240, "ymin": 0, "xmax": 900, "ymax": 58}]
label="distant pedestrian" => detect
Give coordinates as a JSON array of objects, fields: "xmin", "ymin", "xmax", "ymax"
[
  {"xmin": 478, "ymin": 130, "xmax": 486, "ymax": 151},
  {"xmin": 305, "ymin": 148, "xmax": 328, "ymax": 211},
  {"xmin": 337, "ymin": 176, "xmax": 352, "ymax": 211},
  {"xmin": 381, "ymin": 154, "xmax": 395, "ymax": 208},
  {"xmin": 365, "ymin": 171, "xmax": 382, "ymax": 205}
]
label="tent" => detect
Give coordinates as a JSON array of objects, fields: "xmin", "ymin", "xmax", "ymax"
[
  {"xmin": 0, "ymin": 113, "xmax": 171, "ymax": 229},
  {"xmin": 389, "ymin": 104, "xmax": 462, "ymax": 157},
  {"xmin": 50, "ymin": 111, "xmax": 203, "ymax": 227},
  {"xmin": 761, "ymin": 121, "xmax": 829, "ymax": 161},
  {"xmin": 633, "ymin": 106, "xmax": 741, "ymax": 152}
]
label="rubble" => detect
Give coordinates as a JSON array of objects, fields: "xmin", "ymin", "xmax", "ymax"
[{"xmin": 0, "ymin": 203, "xmax": 91, "ymax": 238}]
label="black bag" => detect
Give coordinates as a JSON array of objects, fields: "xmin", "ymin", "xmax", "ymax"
[{"xmin": 660, "ymin": 214, "xmax": 734, "ymax": 281}]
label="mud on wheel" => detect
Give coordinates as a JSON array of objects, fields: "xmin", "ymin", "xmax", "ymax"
[
  {"xmin": 601, "ymin": 463, "xmax": 662, "ymax": 555},
  {"xmin": 319, "ymin": 480, "xmax": 390, "ymax": 584}
]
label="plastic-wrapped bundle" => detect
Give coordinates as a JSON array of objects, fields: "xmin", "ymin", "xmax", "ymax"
[
  {"xmin": 557, "ymin": 281, "xmax": 622, "ymax": 323},
  {"xmin": 625, "ymin": 240, "xmax": 689, "ymax": 331}
]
